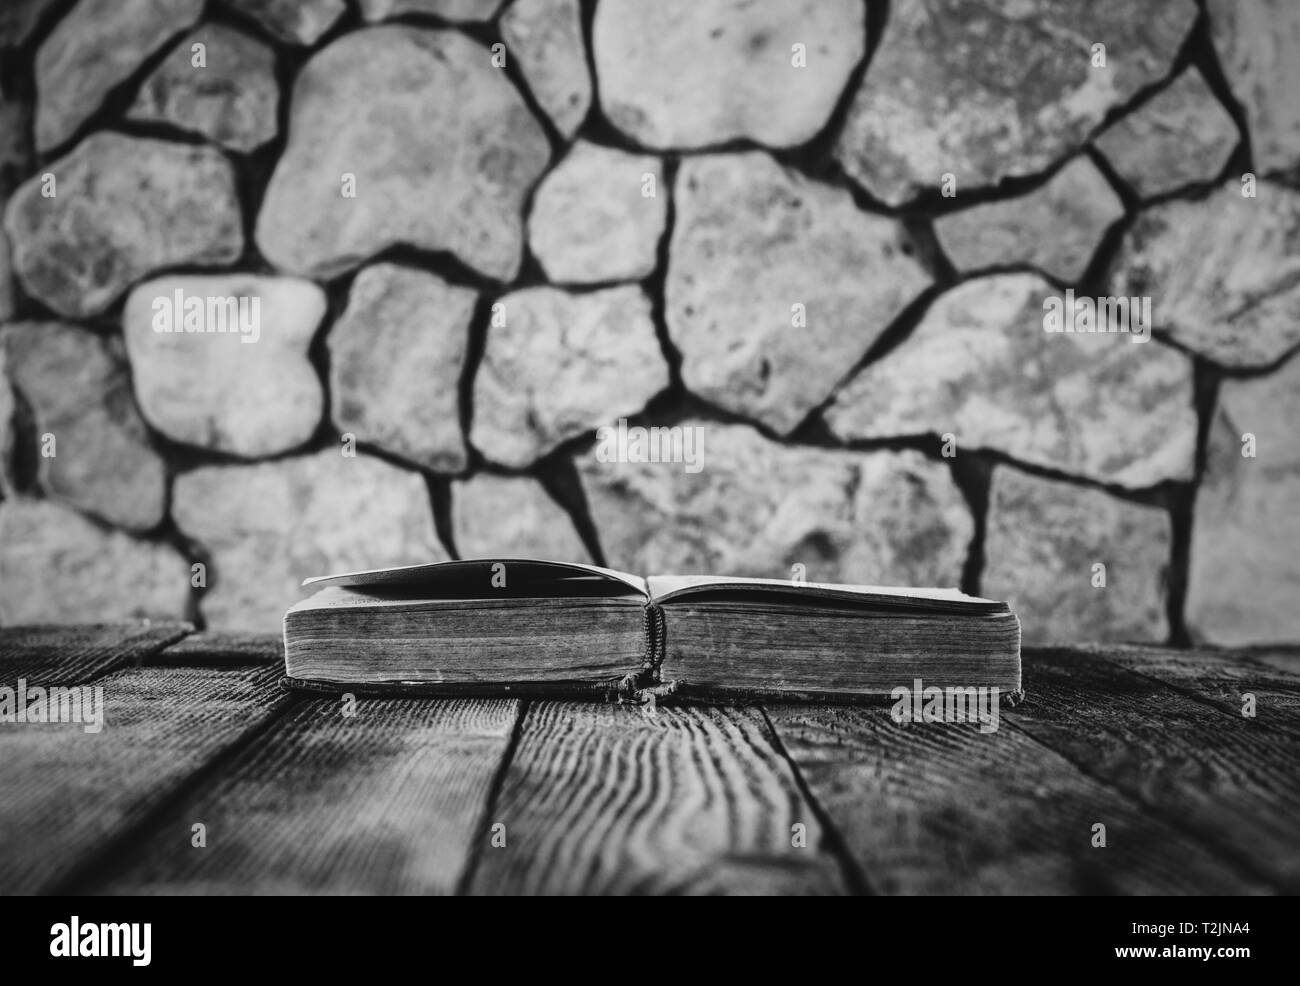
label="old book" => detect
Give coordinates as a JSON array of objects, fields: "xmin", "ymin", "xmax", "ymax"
[{"xmin": 283, "ymin": 559, "xmax": 1021, "ymax": 703}]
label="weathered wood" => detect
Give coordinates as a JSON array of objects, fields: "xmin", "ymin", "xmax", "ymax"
[
  {"xmin": 81, "ymin": 697, "xmax": 520, "ymax": 895},
  {"xmin": 0, "ymin": 622, "xmax": 193, "ymax": 684},
  {"xmin": 765, "ymin": 704, "xmax": 1271, "ymax": 895},
  {"xmin": 0, "ymin": 663, "xmax": 285, "ymax": 894},
  {"xmin": 1088, "ymin": 644, "xmax": 1300, "ymax": 734},
  {"xmin": 467, "ymin": 701, "xmax": 849, "ymax": 895},
  {"xmin": 1236, "ymin": 646, "xmax": 1300, "ymax": 678},
  {"xmin": 1005, "ymin": 648, "xmax": 1300, "ymax": 893},
  {"xmin": 153, "ymin": 630, "xmax": 282, "ymax": 666}
]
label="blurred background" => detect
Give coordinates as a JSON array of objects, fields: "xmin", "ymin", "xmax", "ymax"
[{"xmin": 0, "ymin": 0, "xmax": 1296, "ymax": 645}]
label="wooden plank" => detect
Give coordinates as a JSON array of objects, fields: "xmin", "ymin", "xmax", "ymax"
[
  {"xmin": 765, "ymin": 704, "xmax": 1271, "ymax": 895},
  {"xmin": 79, "ymin": 697, "xmax": 520, "ymax": 895},
  {"xmin": 152, "ymin": 630, "xmax": 281, "ymax": 666},
  {"xmin": 1088, "ymin": 644, "xmax": 1300, "ymax": 734},
  {"xmin": 0, "ymin": 663, "xmax": 286, "ymax": 894},
  {"xmin": 467, "ymin": 701, "xmax": 849, "ymax": 895},
  {"xmin": 1237, "ymin": 646, "xmax": 1300, "ymax": 678},
  {"xmin": 0, "ymin": 622, "xmax": 193, "ymax": 684},
  {"xmin": 1005, "ymin": 648, "xmax": 1300, "ymax": 893}
]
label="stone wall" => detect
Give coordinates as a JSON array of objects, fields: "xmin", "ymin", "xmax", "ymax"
[{"xmin": 0, "ymin": 0, "xmax": 1296, "ymax": 644}]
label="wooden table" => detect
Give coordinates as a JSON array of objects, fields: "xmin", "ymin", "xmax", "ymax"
[{"xmin": 1, "ymin": 623, "xmax": 1296, "ymax": 895}]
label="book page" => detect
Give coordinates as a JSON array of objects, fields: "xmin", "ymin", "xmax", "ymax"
[
  {"xmin": 646, "ymin": 574, "xmax": 1005, "ymax": 613},
  {"xmin": 304, "ymin": 558, "xmax": 647, "ymax": 598}
]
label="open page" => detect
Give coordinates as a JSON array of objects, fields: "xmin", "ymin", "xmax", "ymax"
[
  {"xmin": 303, "ymin": 558, "xmax": 647, "ymax": 598},
  {"xmin": 646, "ymin": 574, "xmax": 1007, "ymax": 614}
]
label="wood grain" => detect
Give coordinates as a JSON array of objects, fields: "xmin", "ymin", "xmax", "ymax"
[
  {"xmin": 1088, "ymin": 644, "xmax": 1300, "ymax": 735},
  {"xmin": 765, "ymin": 704, "xmax": 1270, "ymax": 895},
  {"xmin": 0, "ymin": 622, "xmax": 193, "ymax": 684},
  {"xmin": 0, "ymin": 662, "xmax": 285, "ymax": 894},
  {"xmin": 153, "ymin": 630, "xmax": 282, "ymax": 666},
  {"xmin": 1005, "ymin": 648, "xmax": 1300, "ymax": 893},
  {"xmin": 82, "ymin": 697, "xmax": 520, "ymax": 895},
  {"xmin": 467, "ymin": 700, "xmax": 849, "ymax": 895}
]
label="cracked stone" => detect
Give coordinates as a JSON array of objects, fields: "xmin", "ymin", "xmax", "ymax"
[
  {"xmin": 593, "ymin": 0, "xmax": 865, "ymax": 150},
  {"xmin": 471, "ymin": 284, "xmax": 667, "ymax": 468},
  {"xmin": 0, "ymin": 498, "xmax": 190, "ymax": 623},
  {"xmin": 1186, "ymin": 354, "xmax": 1300, "ymax": 644},
  {"xmin": 329, "ymin": 263, "xmax": 473, "ymax": 473},
  {"xmin": 34, "ymin": 0, "xmax": 204, "ymax": 152},
  {"xmin": 528, "ymin": 141, "xmax": 666, "ymax": 283},
  {"xmin": 501, "ymin": 0, "xmax": 591, "ymax": 140},
  {"xmin": 219, "ymin": 0, "xmax": 345, "ymax": 45},
  {"xmin": 825, "ymin": 274, "xmax": 1198, "ymax": 488},
  {"xmin": 173, "ymin": 449, "xmax": 446, "ymax": 630},
  {"xmin": 578, "ymin": 420, "xmax": 972, "ymax": 585},
  {"xmin": 668, "ymin": 151, "xmax": 931, "ymax": 435},
  {"xmin": 452, "ymin": 473, "xmax": 590, "ymax": 561},
  {"xmin": 934, "ymin": 155, "xmax": 1124, "ymax": 281},
  {"xmin": 1109, "ymin": 179, "xmax": 1300, "ymax": 367},
  {"xmin": 128, "ymin": 23, "xmax": 279, "ymax": 153},
  {"xmin": 0, "ymin": 97, "xmax": 32, "ymax": 199},
  {"xmin": 983, "ymin": 466, "xmax": 1170, "ymax": 644},
  {"xmin": 1, "ymin": 321, "xmax": 167, "ymax": 531},
  {"xmin": 3, "ymin": 133, "xmax": 243, "ymax": 319},
  {"xmin": 834, "ymin": 0, "xmax": 1198, "ymax": 206},
  {"xmin": 358, "ymin": 0, "xmax": 505, "ymax": 24},
  {"xmin": 1208, "ymin": 0, "xmax": 1300, "ymax": 176},
  {"xmin": 123, "ymin": 274, "xmax": 325, "ymax": 457},
  {"xmin": 256, "ymin": 26, "xmax": 549, "ymax": 282},
  {"xmin": 1094, "ymin": 68, "xmax": 1239, "ymax": 199},
  {"xmin": 0, "ymin": 232, "xmax": 13, "ymax": 322},
  {"xmin": 0, "ymin": 0, "xmax": 63, "ymax": 49}
]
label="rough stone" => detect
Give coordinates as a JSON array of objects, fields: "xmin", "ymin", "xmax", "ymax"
[
  {"xmin": 3, "ymin": 133, "xmax": 243, "ymax": 319},
  {"xmin": 128, "ymin": 24, "xmax": 279, "ymax": 153},
  {"xmin": 256, "ymin": 27, "xmax": 549, "ymax": 282},
  {"xmin": 500, "ymin": 0, "xmax": 591, "ymax": 139},
  {"xmin": 0, "ymin": 0, "xmax": 62, "ymax": 49},
  {"xmin": 1109, "ymin": 180, "xmax": 1300, "ymax": 367},
  {"xmin": 825, "ymin": 274, "xmax": 1198, "ymax": 488},
  {"xmin": 34, "ymin": 0, "xmax": 204, "ymax": 152},
  {"xmin": 0, "ymin": 232, "xmax": 13, "ymax": 321},
  {"xmin": 452, "ymin": 473, "xmax": 590, "ymax": 561},
  {"xmin": 173, "ymin": 450, "xmax": 446, "ymax": 630},
  {"xmin": 219, "ymin": 0, "xmax": 345, "ymax": 45},
  {"xmin": 934, "ymin": 155, "xmax": 1124, "ymax": 281},
  {"xmin": 578, "ymin": 420, "xmax": 971, "ymax": 585},
  {"xmin": 0, "ymin": 98, "xmax": 32, "ymax": 199},
  {"xmin": 1186, "ymin": 354, "xmax": 1300, "ymax": 645},
  {"xmin": 834, "ymin": 0, "xmax": 1198, "ymax": 206},
  {"xmin": 1094, "ymin": 68, "xmax": 1239, "ymax": 198},
  {"xmin": 123, "ymin": 274, "xmax": 325, "ymax": 457},
  {"xmin": 358, "ymin": 0, "xmax": 505, "ymax": 24},
  {"xmin": 1208, "ymin": 0, "xmax": 1300, "ymax": 175},
  {"xmin": 0, "ymin": 498, "xmax": 191, "ymax": 624},
  {"xmin": 472, "ymin": 285, "xmax": 667, "ymax": 468},
  {"xmin": 593, "ymin": 0, "xmax": 865, "ymax": 150},
  {"xmin": 983, "ymin": 466, "xmax": 1170, "ymax": 645},
  {"xmin": 528, "ymin": 141, "xmax": 665, "ymax": 283},
  {"xmin": 2, "ymin": 321, "xmax": 167, "ymax": 531},
  {"xmin": 668, "ymin": 152, "xmax": 931, "ymax": 435},
  {"xmin": 329, "ymin": 263, "xmax": 473, "ymax": 473}
]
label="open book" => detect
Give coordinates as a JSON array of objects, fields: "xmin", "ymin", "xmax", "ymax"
[{"xmin": 282, "ymin": 560, "xmax": 1022, "ymax": 703}]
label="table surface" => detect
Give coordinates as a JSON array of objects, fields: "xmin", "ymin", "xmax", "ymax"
[{"xmin": 1, "ymin": 623, "xmax": 1296, "ymax": 895}]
